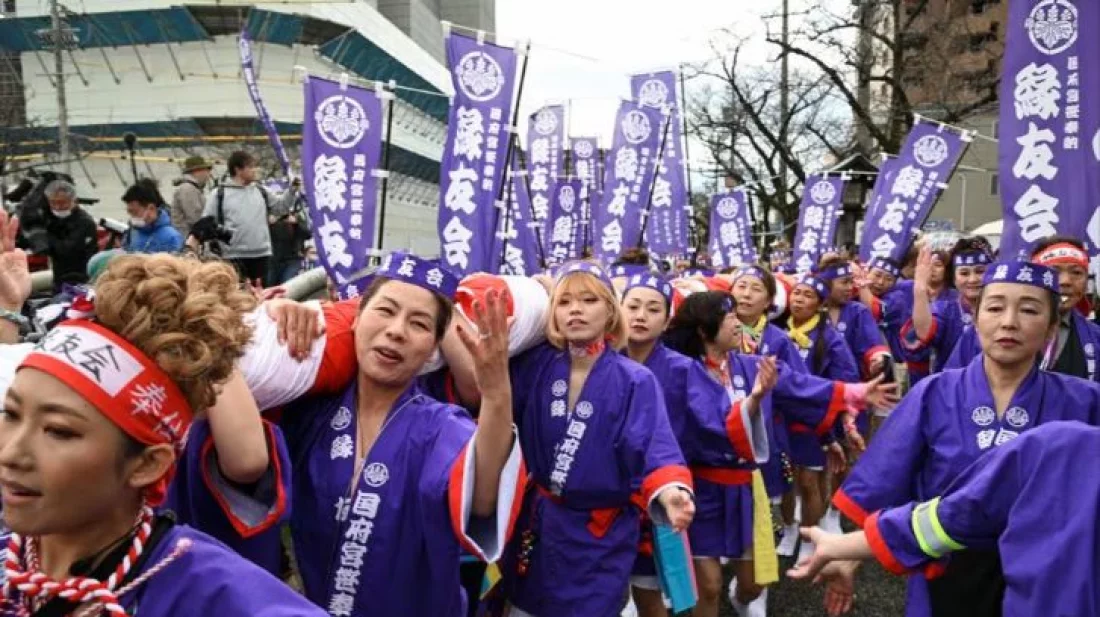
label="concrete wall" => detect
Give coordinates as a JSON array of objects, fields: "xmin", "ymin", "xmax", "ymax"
[
  {"xmin": 20, "ymin": 36, "xmax": 446, "ymax": 162},
  {"xmin": 925, "ymin": 110, "xmax": 1001, "ymax": 233}
]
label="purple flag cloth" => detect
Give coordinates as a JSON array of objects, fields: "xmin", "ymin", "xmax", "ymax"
[
  {"xmin": 632, "ymin": 71, "xmax": 689, "ymax": 256},
  {"xmin": 494, "ymin": 155, "xmax": 541, "ymax": 275},
  {"xmin": 858, "ymin": 119, "xmax": 971, "ymax": 264},
  {"xmin": 859, "ymin": 157, "xmax": 901, "ymax": 262},
  {"xmin": 437, "ymin": 32, "xmax": 519, "ymax": 276},
  {"xmin": 999, "ymin": 0, "xmax": 1100, "ymax": 263},
  {"xmin": 571, "ymin": 137, "xmax": 600, "ymax": 256},
  {"xmin": 240, "ymin": 28, "xmax": 291, "ymax": 176},
  {"xmin": 547, "ymin": 177, "xmax": 584, "ymax": 266},
  {"xmin": 708, "ymin": 191, "xmax": 756, "ymax": 268},
  {"xmin": 526, "ymin": 105, "xmax": 567, "ymax": 246},
  {"xmin": 818, "ymin": 177, "xmax": 847, "ymax": 256},
  {"xmin": 594, "ymin": 101, "xmax": 667, "ymax": 263},
  {"xmin": 791, "ymin": 175, "xmax": 847, "ymax": 272},
  {"xmin": 302, "ymin": 76, "xmax": 383, "ymax": 299}
]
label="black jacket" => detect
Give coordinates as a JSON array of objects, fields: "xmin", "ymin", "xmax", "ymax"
[{"xmin": 46, "ymin": 207, "xmax": 98, "ymax": 291}]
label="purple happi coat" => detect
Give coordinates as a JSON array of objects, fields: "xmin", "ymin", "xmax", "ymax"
[
  {"xmin": 501, "ymin": 343, "xmax": 691, "ymax": 617},
  {"xmin": 834, "ymin": 355, "xmax": 1100, "ymax": 617},
  {"xmin": 0, "ymin": 524, "xmax": 328, "ymax": 616},
  {"xmin": 783, "ymin": 321, "xmax": 860, "ymax": 468},
  {"xmin": 866, "ymin": 422, "xmax": 1100, "ymax": 617},
  {"xmin": 753, "ymin": 323, "xmax": 810, "ymax": 497},
  {"xmin": 162, "ymin": 418, "xmax": 291, "ymax": 575},
  {"xmin": 631, "ymin": 342, "xmax": 768, "ymax": 576},
  {"xmin": 280, "ymin": 383, "xmax": 524, "ymax": 617},
  {"xmin": 690, "ymin": 352, "xmax": 844, "ymax": 557},
  {"xmin": 944, "ymin": 310, "xmax": 1100, "ymax": 383},
  {"xmin": 831, "ymin": 301, "xmax": 890, "ymax": 377},
  {"xmin": 900, "ymin": 297, "xmax": 973, "ymax": 375}
]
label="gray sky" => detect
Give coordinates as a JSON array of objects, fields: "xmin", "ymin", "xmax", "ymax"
[{"xmin": 496, "ymin": 0, "xmax": 775, "ymax": 148}]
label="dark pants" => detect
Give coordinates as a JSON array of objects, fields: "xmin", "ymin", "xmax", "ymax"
[
  {"xmin": 231, "ymin": 257, "xmax": 270, "ymax": 285},
  {"xmin": 266, "ymin": 259, "xmax": 303, "ymax": 287}
]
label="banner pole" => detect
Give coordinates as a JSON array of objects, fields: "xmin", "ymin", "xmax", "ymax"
[
  {"xmin": 493, "ymin": 40, "xmax": 532, "ymax": 271},
  {"xmin": 374, "ymin": 81, "xmax": 397, "ymax": 256},
  {"xmin": 635, "ymin": 110, "xmax": 673, "ymax": 248}
]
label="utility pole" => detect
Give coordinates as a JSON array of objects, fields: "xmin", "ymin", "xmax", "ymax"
[
  {"xmin": 49, "ymin": 0, "xmax": 70, "ymax": 174},
  {"xmin": 778, "ymin": 0, "xmax": 789, "ymax": 234}
]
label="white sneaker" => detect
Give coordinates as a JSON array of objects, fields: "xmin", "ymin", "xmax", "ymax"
[
  {"xmin": 747, "ymin": 588, "xmax": 768, "ymax": 617},
  {"xmin": 822, "ymin": 508, "xmax": 843, "ymax": 535},
  {"xmin": 776, "ymin": 523, "xmax": 800, "ymax": 557},
  {"xmin": 728, "ymin": 578, "xmax": 747, "ymax": 616}
]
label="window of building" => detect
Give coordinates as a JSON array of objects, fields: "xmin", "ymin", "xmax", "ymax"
[{"xmin": 990, "ymin": 173, "xmax": 999, "ymax": 196}]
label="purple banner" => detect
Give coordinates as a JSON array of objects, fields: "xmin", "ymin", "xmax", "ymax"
[
  {"xmin": 571, "ymin": 137, "xmax": 600, "ymax": 187},
  {"xmin": 546, "ymin": 177, "xmax": 584, "ymax": 266},
  {"xmin": 999, "ymin": 0, "xmax": 1100, "ymax": 262},
  {"xmin": 708, "ymin": 191, "xmax": 756, "ymax": 268},
  {"xmin": 859, "ymin": 119, "xmax": 970, "ymax": 263},
  {"xmin": 302, "ymin": 76, "xmax": 383, "ymax": 299},
  {"xmin": 858, "ymin": 157, "xmax": 902, "ymax": 262},
  {"xmin": 437, "ymin": 32, "xmax": 519, "ymax": 276},
  {"xmin": 594, "ymin": 101, "xmax": 667, "ymax": 263},
  {"xmin": 240, "ymin": 28, "xmax": 291, "ymax": 176},
  {"xmin": 527, "ymin": 104, "xmax": 566, "ymax": 245},
  {"xmin": 494, "ymin": 155, "xmax": 541, "ymax": 275},
  {"xmin": 791, "ymin": 175, "xmax": 847, "ymax": 272},
  {"xmin": 632, "ymin": 71, "xmax": 689, "ymax": 256},
  {"xmin": 818, "ymin": 176, "xmax": 848, "ymax": 255}
]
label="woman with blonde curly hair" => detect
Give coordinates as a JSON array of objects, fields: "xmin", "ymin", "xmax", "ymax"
[{"xmin": 0, "ymin": 243, "xmax": 324, "ymax": 615}]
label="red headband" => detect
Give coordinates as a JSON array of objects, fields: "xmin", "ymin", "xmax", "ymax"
[
  {"xmin": 1035, "ymin": 243, "xmax": 1088, "ymax": 268},
  {"xmin": 19, "ymin": 320, "xmax": 193, "ymax": 504}
]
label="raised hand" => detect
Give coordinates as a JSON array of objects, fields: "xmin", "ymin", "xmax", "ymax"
[
  {"xmin": 455, "ymin": 289, "xmax": 512, "ymax": 399},
  {"xmin": 751, "ymin": 355, "xmax": 779, "ymax": 399},
  {"xmin": 914, "ymin": 246, "xmax": 934, "ymax": 292},
  {"xmin": 0, "ymin": 212, "xmax": 30, "ymax": 311}
]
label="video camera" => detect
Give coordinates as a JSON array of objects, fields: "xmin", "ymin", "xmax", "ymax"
[
  {"xmin": 190, "ymin": 215, "xmax": 233, "ymax": 256},
  {"xmin": 4, "ymin": 171, "xmax": 98, "ymax": 255}
]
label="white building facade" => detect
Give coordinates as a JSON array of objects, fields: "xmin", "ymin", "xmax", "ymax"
[{"xmin": 1, "ymin": 0, "xmax": 474, "ymax": 256}]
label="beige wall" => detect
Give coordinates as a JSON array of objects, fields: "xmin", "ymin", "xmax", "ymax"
[{"xmin": 925, "ymin": 110, "xmax": 1001, "ymax": 232}]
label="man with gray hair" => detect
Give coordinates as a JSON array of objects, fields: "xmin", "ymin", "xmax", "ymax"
[{"xmin": 43, "ymin": 179, "xmax": 98, "ymax": 293}]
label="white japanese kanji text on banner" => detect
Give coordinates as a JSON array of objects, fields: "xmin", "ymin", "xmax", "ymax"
[
  {"xmin": 791, "ymin": 174, "xmax": 847, "ymax": 272},
  {"xmin": 302, "ymin": 76, "xmax": 383, "ymax": 299},
  {"xmin": 708, "ymin": 191, "xmax": 756, "ymax": 268},
  {"xmin": 594, "ymin": 101, "xmax": 666, "ymax": 263},
  {"xmin": 547, "ymin": 177, "xmax": 584, "ymax": 266},
  {"xmin": 438, "ymin": 32, "xmax": 519, "ymax": 276},
  {"xmin": 857, "ymin": 119, "xmax": 970, "ymax": 264},
  {"xmin": 999, "ymin": 0, "xmax": 1099, "ymax": 263},
  {"xmin": 631, "ymin": 71, "xmax": 689, "ymax": 256},
  {"xmin": 526, "ymin": 105, "xmax": 566, "ymax": 246}
]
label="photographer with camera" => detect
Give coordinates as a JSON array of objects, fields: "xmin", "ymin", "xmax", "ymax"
[
  {"xmin": 42, "ymin": 179, "xmax": 98, "ymax": 293},
  {"xmin": 122, "ymin": 178, "xmax": 184, "ymax": 254},
  {"xmin": 200, "ymin": 150, "xmax": 272, "ymax": 284}
]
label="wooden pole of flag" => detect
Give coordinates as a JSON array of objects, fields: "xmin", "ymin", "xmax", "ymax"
[
  {"xmin": 634, "ymin": 109, "xmax": 674, "ymax": 249},
  {"xmin": 375, "ymin": 80, "xmax": 397, "ymax": 256},
  {"xmin": 493, "ymin": 39, "xmax": 535, "ymax": 271}
]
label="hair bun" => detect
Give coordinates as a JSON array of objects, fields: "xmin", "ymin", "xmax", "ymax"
[{"xmin": 92, "ymin": 254, "xmax": 258, "ymax": 412}]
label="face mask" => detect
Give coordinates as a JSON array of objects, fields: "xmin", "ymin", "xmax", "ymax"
[
  {"xmin": 51, "ymin": 209, "xmax": 72, "ymax": 219},
  {"xmin": 130, "ymin": 217, "xmax": 147, "ymax": 228}
]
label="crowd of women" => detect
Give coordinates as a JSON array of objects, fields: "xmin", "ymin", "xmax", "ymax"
[{"xmin": 0, "ymin": 207, "xmax": 1094, "ymax": 617}]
